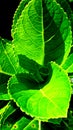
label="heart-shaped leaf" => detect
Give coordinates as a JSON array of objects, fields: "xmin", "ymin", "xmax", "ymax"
[{"xmin": 8, "ymin": 62, "xmax": 71, "ymax": 121}]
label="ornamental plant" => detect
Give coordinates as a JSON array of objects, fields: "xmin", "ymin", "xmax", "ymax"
[{"xmin": 0, "ymin": 0, "xmax": 73, "ymax": 129}]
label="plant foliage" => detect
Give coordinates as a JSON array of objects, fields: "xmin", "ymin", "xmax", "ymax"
[{"xmin": 0, "ymin": 0, "xmax": 73, "ymax": 129}]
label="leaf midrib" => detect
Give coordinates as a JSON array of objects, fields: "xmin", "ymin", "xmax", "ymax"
[{"xmin": 1, "ymin": 42, "xmax": 17, "ymax": 74}]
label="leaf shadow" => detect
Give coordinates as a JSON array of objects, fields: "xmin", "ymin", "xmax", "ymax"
[
  {"xmin": 43, "ymin": 1, "xmax": 65, "ymax": 65},
  {"xmin": 15, "ymin": 55, "xmax": 53, "ymax": 90}
]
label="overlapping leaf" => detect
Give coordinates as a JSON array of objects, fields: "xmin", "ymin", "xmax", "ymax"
[
  {"xmin": 11, "ymin": 0, "xmax": 31, "ymax": 36},
  {"xmin": 0, "ymin": 101, "xmax": 17, "ymax": 125},
  {"xmin": 0, "ymin": 73, "xmax": 10, "ymax": 100},
  {"xmin": 0, "ymin": 83, "xmax": 10, "ymax": 100},
  {"xmin": 62, "ymin": 53, "xmax": 73, "ymax": 73},
  {"xmin": 12, "ymin": 0, "xmax": 44, "ymax": 65},
  {"xmin": 12, "ymin": 0, "xmax": 72, "ymax": 65},
  {"xmin": 8, "ymin": 62, "xmax": 71, "ymax": 121},
  {"xmin": 0, "ymin": 38, "xmax": 24, "ymax": 75},
  {"xmin": 0, "ymin": 0, "xmax": 73, "ymax": 129},
  {"xmin": 11, "ymin": 118, "xmax": 38, "ymax": 130},
  {"xmin": 56, "ymin": 0, "xmax": 73, "ymax": 37},
  {"xmin": 0, "ymin": 102, "xmax": 23, "ymax": 130},
  {"xmin": 56, "ymin": 0, "xmax": 72, "ymax": 20},
  {"xmin": 0, "ymin": 101, "xmax": 38, "ymax": 130}
]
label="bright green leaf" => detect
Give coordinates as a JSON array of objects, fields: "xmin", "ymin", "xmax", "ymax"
[
  {"xmin": 11, "ymin": 0, "xmax": 31, "ymax": 37},
  {"xmin": 8, "ymin": 62, "xmax": 71, "ymax": 121},
  {"xmin": 13, "ymin": 0, "xmax": 44, "ymax": 65},
  {"xmin": 67, "ymin": 64, "xmax": 73, "ymax": 73},
  {"xmin": 12, "ymin": 0, "xmax": 72, "ymax": 65},
  {"xmin": 0, "ymin": 38, "xmax": 24, "ymax": 75},
  {"xmin": 62, "ymin": 53, "xmax": 73, "ymax": 73}
]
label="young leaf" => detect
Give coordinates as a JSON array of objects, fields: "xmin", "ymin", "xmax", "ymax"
[
  {"xmin": 12, "ymin": 0, "xmax": 72, "ymax": 65},
  {"xmin": 8, "ymin": 62, "xmax": 71, "ymax": 121}
]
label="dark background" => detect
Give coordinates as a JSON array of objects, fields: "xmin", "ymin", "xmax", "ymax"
[{"xmin": 0, "ymin": 0, "xmax": 20, "ymax": 40}]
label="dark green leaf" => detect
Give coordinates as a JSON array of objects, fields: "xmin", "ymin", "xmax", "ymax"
[{"xmin": 0, "ymin": 73, "xmax": 10, "ymax": 100}]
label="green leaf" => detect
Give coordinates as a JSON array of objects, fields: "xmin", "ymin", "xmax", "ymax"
[
  {"xmin": 13, "ymin": 0, "xmax": 44, "ymax": 65},
  {"xmin": 56, "ymin": 0, "xmax": 72, "ymax": 20},
  {"xmin": 0, "ymin": 83, "xmax": 10, "ymax": 100},
  {"xmin": 43, "ymin": 0, "xmax": 72, "ymax": 65},
  {"xmin": 0, "ymin": 105, "xmax": 24, "ymax": 130},
  {"xmin": 11, "ymin": 117, "xmax": 30, "ymax": 130},
  {"xmin": 62, "ymin": 53, "xmax": 73, "ymax": 73},
  {"xmin": 68, "ymin": 65, "xmax": 73, "ymax": 73},
  {"xmin": 18, "ymin": 54, "xmax": 50, "ymax": 83},
  {"xmin": 13, "ymin": 0, "xmax": 72, "ymax": 65},
  {"xmin": 0, "ymin": 101, "xmax": 17, "ymax": 125},
  {"xmin": 69, "ymin": 0, "xmax": 73, "ymax": 2},
  {"xmin": 8, "ymin": 62, "xmax": 71, "ymax": 121},
  {"xmin": 0, "ymin": 101, "xmax": 9, "ymax": 119},
  {"xmin": 11, "ymin": 0, "xmax": 31, "ymax": 37},
  {"xmin": 11, "ymin": 118, "xmax": 38, "ymax": 130},
  {"xmin": 0, "ymin": 73, "xmax": 10, "ymax": 100},
  {"xmin": 0, "ymin": 38, "xmax": 24, "ymax": 75},
  {"xmin": 0, "ymin": 102, "xmax": 38, "ymax": 130},
  {"xmin": 56, "ymin": 0, "xmax": 73, "ymax": 36},
  {"xmin": 0, "ymin": 101, "xmax": 16, "ymax": 129},
  {"xmin": 48, "ymin": 118, "xmax": 62, "ymax": 125}
]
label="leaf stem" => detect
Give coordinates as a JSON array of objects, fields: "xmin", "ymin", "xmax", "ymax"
[{"xmin": 39, "ymin": 120, "xmax": 41, "ymax": 130}]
